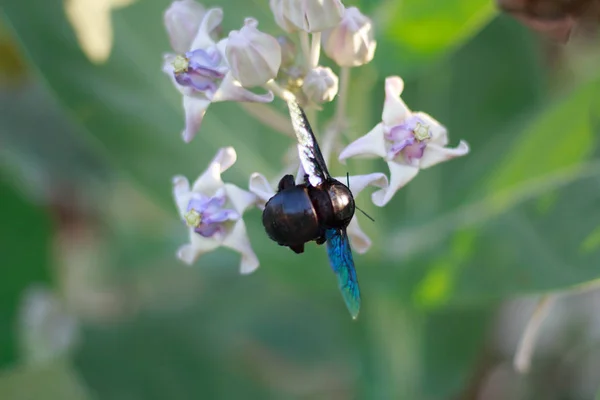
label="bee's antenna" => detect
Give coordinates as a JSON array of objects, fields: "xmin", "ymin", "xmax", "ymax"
[
  {"xmin": 346, "ymin": 172, "xmax": 375, "ymax": 223},
  {"xmin": 356, "ymin": 206, "xmax": 375, "ymax": 222}
]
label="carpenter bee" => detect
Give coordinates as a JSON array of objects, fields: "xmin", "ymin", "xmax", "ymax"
[{"xmin": 262, "ymin": 99, "xmax": 361, "ymax": 319}]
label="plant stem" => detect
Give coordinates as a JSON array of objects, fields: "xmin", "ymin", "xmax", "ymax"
[
  {"xmin": 309, "ymin": 32, "xmax": 321, "ymax": 68},
  {"xmin": 322, "ymin": 67, "xmax": 350, "ymax": 164},
  {"xmin": 263, "ymin": 79, "xmax": 292, "ymax": 101},
  {"xmin": 335, "ymin": 66, "xmax": 350, "ymax": 127},
  {"xmin": 299, "ymin": 31, "xmax": 311, "ymax": 71},
  {"xmin": 513, "ymin": 294, "xmax": 556, "ymax": 374},
  {"xmin": 239, "ymin": 103, "xmax": 295, "ymax": 137}
]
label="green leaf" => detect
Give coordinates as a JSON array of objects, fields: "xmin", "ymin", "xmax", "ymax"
[
  {"xmin": 0, "ymin": 81, "xmax": 109, "ymax": 195},
  {"xmin": 419, "ymin": 306, "xmax": 492, "ymax": 398},
  {"xmin": 0, "ymin": 361, "xmax": 91, "ymax": 400},
  {"xmin": 371, "ymin": 0, "xmax": 496, "ymax": 75},
  {"xmin": 0, "ymin": 178, "xmax": 53, "ymax": 368},
  {"xmin": 1, "ymin": 0, "xmax": 279, "ymax": 210}
]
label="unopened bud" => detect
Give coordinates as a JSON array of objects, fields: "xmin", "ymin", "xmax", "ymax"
[
  {"xmin": 302, "ymin": 66, "xmax": 339, "ymax": 104},
  {"xmin": 164, "ymin": 0, "xmax": 207, "ymax": 53},
  {"xmin": 322, "ymin": 7, "xmax": 376, "ymax": 67},
  {"xmin": 270, "ymin": 0, "xmax": 345, "ymax": 33},
  {"xmin": 226, "ymin": 18, "xmax": 282, "ymax": 87}
]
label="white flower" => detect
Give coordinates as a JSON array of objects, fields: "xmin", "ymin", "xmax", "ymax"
[
  {"xmin": 322, "ymin": 6, "xmax": 376, "ymax": 67},
  {"xmin": 249, "ymin": 171, "xmax": 387, "ymax": 254},
  {"xmin": 302, "ymin": 66, "xmax": 339, "ymax": 104},
  {"xmin": 173, "ymin": 147, "xmax": 259, "ymax": 274},
  {"xmin": 339, "ymin": 76, "xmax": 469, "ymax": 206},
  {"xmin": 270, "ymin": 0, "xmax": 346, "ymax": 33},
  {"xmin": 226, "ymin": 18, "xmax": 281, "ymax": 87},
  {"xmin": 162, "ymin": 6, "xmax": 274, "ymax": 142}
]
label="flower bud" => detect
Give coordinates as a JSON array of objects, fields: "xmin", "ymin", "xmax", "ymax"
[
  {"xmin": 226, "ymin": 18, "xmax": 282, "ymax": 87},
  {"xmin": 322, "ymin": 7, "xmax": 376, "ymax": 67},
  {"xmin": 270, "ymin": 0, "xmax": 345, "ymax": 33},
  {"xmin": 164, "ymin": 0, "xmax": 206, "ymax": 54},
  {"xmin": 302, "ymin": 66, "xmax": 339, "ymax": 104}
]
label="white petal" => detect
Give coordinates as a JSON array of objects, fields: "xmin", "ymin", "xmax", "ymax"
[
  {"xmin": 177, "ymin": 232, "xmax": 221, "ymax": 265},
  {"xmin": 224, "ymin": 183, "xmax": 257, "ymax": 214},
  {"xmin": 371, "ymin": 161, "xmax": 419, "ymax": 206},
  {"xmin": 222, "ymin": 220, "xmax": 259, "ymax": 274},
  {"xmin": 182, "ymin": 96, "xmax": 210, "ymax": 142},
  {"xmin": 334, "ymin": 172, "xmax": 388, "ymax": 198},
  {"xmin": 172, "ymin": 175, "xmax": 191, "ymax": 217},
  {"xmin": 346, "ymin": 217, "xmax": 372, "ymax": 254},
  {"xmin": 419, "ymin": 141, "xmax": 470, "ymax": 169},
  {"xmin": 338, "ymin": 123, "xmax": 387, "ymax": 161},
  {"xmin": 382, "ymin": 76, "xmax": 411, "ymax": 127},
  {"xmin": 249, "ymin": 172, "xmax": 275, "ymax": 209},
  {"xmin": 189, "ymin": 7, "xmax": 222, "ymax": 50},
  {"xmin": 164, "ymin": 0, "xmax": 206, "ymax": 53},
  {"xmin": 163, "ymin": 54, "xmax": 194, "ymax": 97},
  {"xmin": 413, "ymin": 111, "xmax": 448, "ymax": 146},
  {"xmin": 294, "ymin": 162, "xmax": 306, "ymax": 185},
  {"xmin": 213, "ymin": 73, "xmax": 275, "ymax": 103},
  {"xmin": 191, "ymin": 147, "xmax": 237, "ymax": 194}
]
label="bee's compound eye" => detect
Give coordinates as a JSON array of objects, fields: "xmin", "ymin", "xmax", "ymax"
[{"xmin": 327, "ymin": 182, "xmax": 355, "ymax": 227}]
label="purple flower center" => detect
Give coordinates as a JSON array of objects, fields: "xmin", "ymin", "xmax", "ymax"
[
  {"xmin": 385, "ymin": 116, "xmax": 432, "ymax": 163},
  {"xmin": 172, "ymin": 48, "xmax": 227, "ymax": 98},
  {"xmin": 184, "ymin": 194, "xmax": 239, "ymax": 238}
]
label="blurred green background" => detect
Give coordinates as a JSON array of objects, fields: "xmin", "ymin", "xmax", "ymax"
[{"xmin": 1, "ymin": 0, "xmax": 600, "ymax": 398}]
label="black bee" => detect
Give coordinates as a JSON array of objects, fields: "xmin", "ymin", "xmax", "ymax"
[{"xmin": 262, "ymin": 99, "xmax": 361, "ymax": 319}]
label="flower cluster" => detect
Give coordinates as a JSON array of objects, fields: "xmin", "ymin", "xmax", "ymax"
[{"xmin": 162, "ymin": 0, "xmax": 469, "ymax": 271}]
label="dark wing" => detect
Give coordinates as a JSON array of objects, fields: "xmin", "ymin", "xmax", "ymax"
[
  {"xmin": 325, "ymin": 228, "xmax": 361, "ymax": 319},
  {"xmin": 286, "ymin": 99, "xmax": 331, "ymax": 187}
]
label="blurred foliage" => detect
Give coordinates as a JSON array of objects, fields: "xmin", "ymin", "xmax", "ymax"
[
  {"xmin": 0, "ymin": 360, "xmax": 91, "ymax": 400},
  {"xmin": 0, "ymin": 180, "xmax": 53, "ymax": 368},
  {"xmin": 1, "ymin": 0, "xmax": 600, "ymax": 398}
]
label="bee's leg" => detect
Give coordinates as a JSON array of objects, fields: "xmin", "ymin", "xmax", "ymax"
[
  {"xmin": 289, "ymin": 244, "xmax": 305, "ymax": 254},
  {"xmin": 277, "ymin": 175, "xmax": 296, "ymax": 192},
  {"xmin": 303, "ymin": 174, "xmax": 310, "ymax": 186},
  {"xmin": 315, "ymin": 234, "xmax": 326, "ymax": 245}
]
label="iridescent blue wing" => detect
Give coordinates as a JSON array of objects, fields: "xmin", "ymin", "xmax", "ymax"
[
  {"xmin": 286, "ymin": 99, "xmax": 331, "ymax": 187},
  {"xmin": 325, "ymin": 228, "xmax": 361, "ymax": 319}
]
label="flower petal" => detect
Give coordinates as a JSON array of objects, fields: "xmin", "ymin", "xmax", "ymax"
[
  {"xmin": 333, "ymin": 172, "xmax": 388, "ymax": 197},
  {"xmin": 338, "ymin": 123, "xmax": 387, "ymax": 161},
  {"xmin": 191, "ymin": 147, "xmax": 236, "ymax": 194},
  {"xmin": 382, "ymin": 76, "xmax": 411, "ymax": 127},
  {"xmin": 371, "ymin": 161, "xmax": 419, "ymax": 206},
  {"xmin": 294, "ymin": 162, "xmax": 306, "ymax": 185},
  {"xmin": 182, "ymin": 96, "xmax": 210, "ymax": 142},
  {"xmin": 249, "ymin": 172, "xmax": 275, "ymax": 209},
  {"xmin": 418, "ymin": 141, "xmax": 470, "ymax": 169},
  {"xmin": 164, "ymin": 0, "xmax": 206, "ymax": 54},
  {"xmin": 224, "ymin": 183, "xmax": 257, "ymax": 214},
  {"xmin": 213, "ymin": 73, "xmax": 275, "ymax": 103},
  {"xmin": 346, "ymin": 216, "xmax": 371, "ymax": 254},
  {"xmin": 194, "ymin": 223, "xmax": 224, "ymax": 237},
  {"xmin": 177, "ymin": 232, "xmax": 221, "ymax": 265},
  {"xmin": 173, "ymin": 175, "xmax": 191, "ymax": 217},
  {"xmin": 222, "ymin": 220, "xmax": 259, "ymax": 274},
  {"xmin": 189, "ymin": 7, "xmax": 223, "ymax": 50},
  {"xmin": 413, "ymin": 111, "xmax": 448, "ymax": 146}
]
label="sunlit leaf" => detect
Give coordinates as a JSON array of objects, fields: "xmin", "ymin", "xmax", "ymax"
[{"xmin": 372, "ymin": 0, "xmax": 496, "ymax": 75}]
